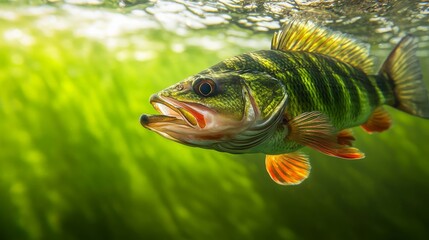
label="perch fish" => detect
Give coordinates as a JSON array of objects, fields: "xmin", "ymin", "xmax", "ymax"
[{"xmin": 140, "ymin": 21, "xmax": 429, "ymax": 185}]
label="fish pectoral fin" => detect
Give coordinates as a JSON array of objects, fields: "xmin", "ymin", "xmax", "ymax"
[
  {"xmin": 361, "ymin": 107, "xmax": 392, "ymax": 134},
  {"xmin": 287, "ymin": 111, "xmax": 365, "ymax": 159},
  {"xmin": 265, "ymin": 152, "xmax": 310, "ymax": 185}
]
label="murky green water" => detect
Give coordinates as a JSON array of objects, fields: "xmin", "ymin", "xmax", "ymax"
[{"xmin": 1, "ymin": 1, "xmax": 429, "ymax": 239}]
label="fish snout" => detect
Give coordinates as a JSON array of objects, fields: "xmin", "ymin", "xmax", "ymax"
[
  {"xmin": 140, "ymin": 114, "xmax": 149, "ymax": 126},
  {"xmin": 149, "ymin": 93, "xmax": 160, "ymax": 105}
]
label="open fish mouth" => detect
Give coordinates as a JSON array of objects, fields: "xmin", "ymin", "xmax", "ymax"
[{"xmin": 140, "ymin": 94, "xmax": 206, "ymax": 129}]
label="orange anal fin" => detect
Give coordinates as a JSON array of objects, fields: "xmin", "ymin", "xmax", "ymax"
[
  {"xmin": 337, "ymin": 129, "xmax": 355, "ymax": 146},
  {"xmin": 265, "ymin": 152, "xmax": 310, "ymax": 185},
  {"xmin": 319, "ymin": 146, "xmax": 365, "ymax": 159},
  {"xmin": 287, "ymin": 111, "xmax": 365, "ymax": 160},
  {"xmin": 361, "ymin": 107, "xmax": 392, "ymax": 134}
]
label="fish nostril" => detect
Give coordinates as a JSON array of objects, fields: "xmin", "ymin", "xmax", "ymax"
[{"xmin": 175, "ymin": 84, "xmax": 184, "ymax": 91}]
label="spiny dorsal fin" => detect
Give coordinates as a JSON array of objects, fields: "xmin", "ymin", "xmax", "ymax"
[{"xmin": 271, "ymin": 20, "xmax": 373, "ymax": 74}]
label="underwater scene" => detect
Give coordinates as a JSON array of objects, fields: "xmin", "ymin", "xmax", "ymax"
[{"xmin": 1, "ymin": 0, "xmax": 429, "ymax": 239}]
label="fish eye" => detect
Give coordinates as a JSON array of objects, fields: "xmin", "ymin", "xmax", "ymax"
[{"xmin": 193, "ymin": 78, "xmax": 217, "ymax": 97}]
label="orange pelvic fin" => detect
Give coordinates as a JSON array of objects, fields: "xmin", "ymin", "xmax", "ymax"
[
  {"xmin": 361, "ymin": 107, "xmax": 392, "ymax": 134},
  {"xmin": 265, "ymin": 152, "xmax": 310, "ymax": 185},
  {"xmin": 287, "ymin": 111, "xmax": 365, "ymax": 159}
]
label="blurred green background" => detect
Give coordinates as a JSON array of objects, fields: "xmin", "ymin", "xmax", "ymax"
[{"xmin": 1, "ymin": 1, "xmax": 429, "ymax": 240}]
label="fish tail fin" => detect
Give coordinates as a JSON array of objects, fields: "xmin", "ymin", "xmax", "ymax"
[{"xmin": 379, "ymin": 35, "xmax": 429, "ymax": 118}]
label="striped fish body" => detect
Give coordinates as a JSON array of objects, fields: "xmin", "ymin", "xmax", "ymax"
[
  {"xmin": 141, "ymin": 21, "xmax": 429, "ymax": 185},
  {"xmin": 205, "ymin": 49, "xmax": 390, "ymax": 132}
]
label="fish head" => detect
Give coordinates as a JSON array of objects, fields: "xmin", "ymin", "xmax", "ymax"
[{"xmin": 141, "ymin": 70, "xmax": 287, "ymax": 153}]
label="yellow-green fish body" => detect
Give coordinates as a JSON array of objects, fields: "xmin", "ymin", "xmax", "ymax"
[
  {"xmin": 141, "ymin": 21, "xmax": 429, "ymax": 185},
  {"xmin": 198, "ymin": 50, "xmax": 383, "ymax": 154}
]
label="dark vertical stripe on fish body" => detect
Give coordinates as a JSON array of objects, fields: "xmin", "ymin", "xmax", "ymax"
[
  {"xmin": 281, "ymin": 54, "xmax": 315, "ymax": 114},
  {"xmin": 356, "ymin": 70, "xmax": 380, "ymax": 108},
  {"xmin": 294, "ymin": 68, "xmax": 317, "ymax": 113},
  {"xmin": 307, "ymin": 55, "xmax": 338, "ymax": 113},
  {"xmin": 311, "ymin": 65, "xmax": 338, "ymax": 112},
  {"xmin": 373, "ymin": 74, "xmax": 395, "ymax": 106},
  {"xmin": 326, "ymin": 59, "xmax": 362, "ymax": 119},
  {"xmin": 305, "ymin": 54, "xmax": 340, "ymax": 114}
]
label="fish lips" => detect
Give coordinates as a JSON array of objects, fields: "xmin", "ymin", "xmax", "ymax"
[{"xmin": 140, "ymin": 94, "xmax": 207, "ymax": 130}]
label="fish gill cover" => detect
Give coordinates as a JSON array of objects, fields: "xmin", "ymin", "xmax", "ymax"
[{"xmin": 0, "ymin": 1, "xmax": 429, "ymax": 240}]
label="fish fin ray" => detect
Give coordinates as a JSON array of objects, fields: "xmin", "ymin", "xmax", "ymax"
[
  {"xmin": 379, "ymin": 35, "xmax": 429, "ymax": 118},
  {"xmin": 361, "ymin": 107, "xmax": 392, "ymax": 133},
  {"xmin": 337, "ymin": 129, "xmax": 356, "ymax": 146},
  {"xmin": 265, "ymin": 152, "xmax": 310, "ymax": 185},
  {"xmin": 287, "ymin": 111, "xmax": 365, "ymax": 159},
  {"xmin": 271, "ymin": 20, "xmax": 373, "ymax": 73}
]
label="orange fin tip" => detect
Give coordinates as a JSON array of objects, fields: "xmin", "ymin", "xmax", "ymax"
[
  {"xmin": 361, "ymin": 107, "xmax": 392, "ymax": 134},
  {"xmin": 287, "ymin": 111, "xmax": 365, "ymax": 160},
  {"xmin": 265, "ymin": 152, "xmax": 310, "ymax": 185}
]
